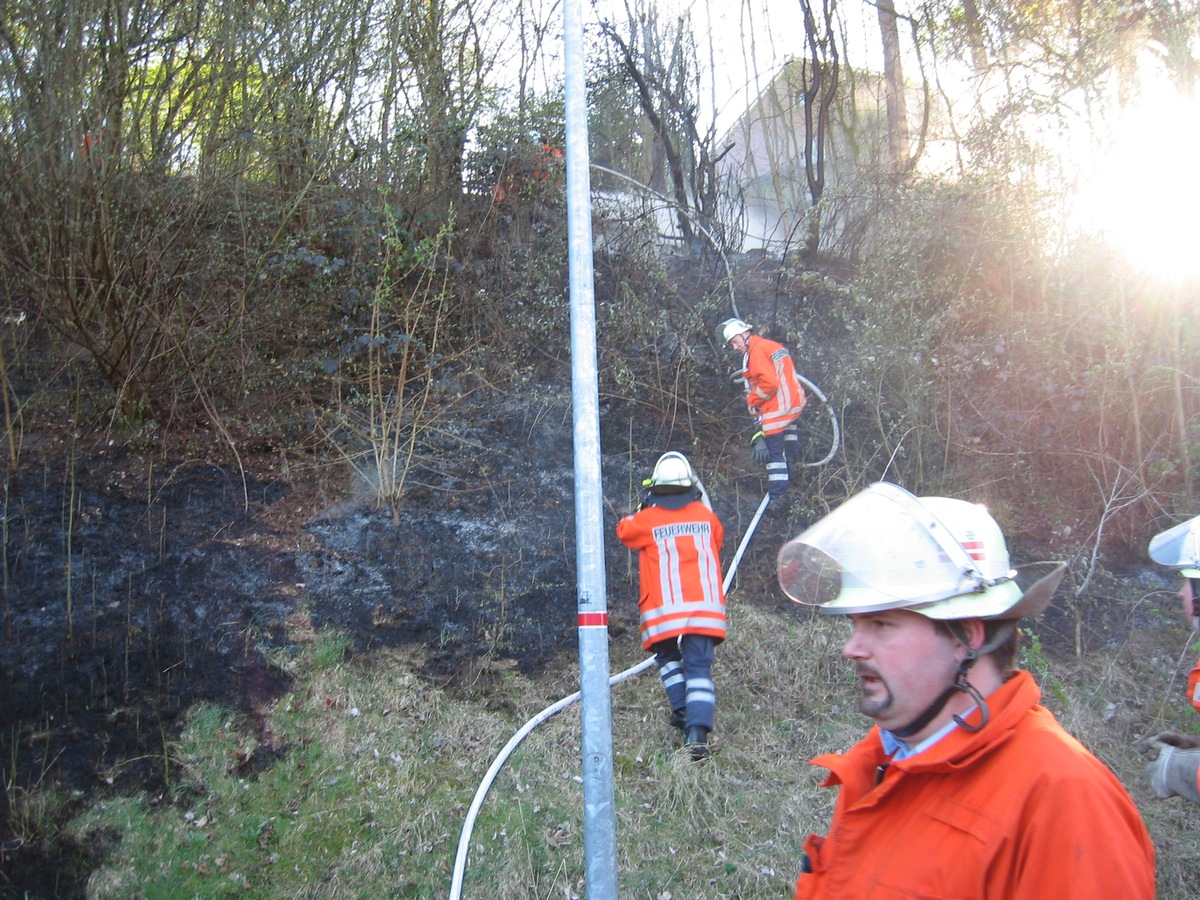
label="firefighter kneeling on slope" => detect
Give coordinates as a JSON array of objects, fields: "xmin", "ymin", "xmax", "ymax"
[
  {"xmin": 617, "ymin": 452, "xmax": 726, "ymax": 760},
  {"xmin": 720, "ymin": 318, "xmax": 805, "ymax": 511},
  {"xmin": 777, "ymin": 482, "xmax": 1155, "ymax": 898}
]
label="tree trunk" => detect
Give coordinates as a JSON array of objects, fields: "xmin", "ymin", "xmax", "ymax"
[{"xmin": 876, "ymin": 0, "xmax": 909, "ymax": 172}]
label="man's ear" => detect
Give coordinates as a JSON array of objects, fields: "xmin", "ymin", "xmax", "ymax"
[{"xmin": 957, "ymin": 618, "xmax": 987, "ymax": 655}]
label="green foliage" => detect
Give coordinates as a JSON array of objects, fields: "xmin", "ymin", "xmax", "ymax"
[
  {"xmin": 1020, "ymin": 629, "xmax": 1064, "ymax": 703},
  {"xmin": 316, "ymin": 213, "xmax": 487, "ymax": 520},
  {"xmin": 769, "ymin": 146, "xmax": 1198, "ymax": 553},
  {"xmin": 0, "ymin": 0, "xmax": 513, "ymax": 436},
  {"xmin": 0, "ymin": 0, "xmax": 1192, "ymax": 561},
  {"xmin": 807, "ymin": 180, "xmax": 972, "ymax": 489},
  {"xmin": 465, "ymin": 90, "xmax": 566, "ymax": 197},
  {"xmin": 587, "ymin": 51, "xmax": 649, "ymax": 177}
]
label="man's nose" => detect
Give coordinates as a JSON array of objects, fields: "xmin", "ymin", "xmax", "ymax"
[{"xmin": 843, "ymin": 628, "xmax": 865, "ymax": 660}]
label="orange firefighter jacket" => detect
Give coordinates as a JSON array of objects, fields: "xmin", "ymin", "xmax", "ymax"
[
  {"xmin": 616, "ymin": 499, "xmax": 726, "ymax": 650},
  {"xmin": 1189, "ymin": 658, "xmax": 1200, "ymax": 716},
  {"xmin": 739, "ymin": 334, "xmax": 805, "ymax": 435},
  {"xmin": 1185, "ymin": 659, "xmax": 1200, "ymax": 796},
  {"xmin": 794, "ymin": 670, "xmax": 1155, "ymax": 900}
]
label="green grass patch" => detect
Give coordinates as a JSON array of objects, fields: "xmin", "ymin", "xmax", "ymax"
[{"xmin": 52, "ymin": 602, "xmax": 1200, "ymax": 897}]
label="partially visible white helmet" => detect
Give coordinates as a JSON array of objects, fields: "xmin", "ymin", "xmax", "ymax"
[
  {"xmin": 1149, "ymin": 515, "xmax": 1200, "ymax": 579},
  {"xmin": 719, "ymin": 318, "xmax": 752, "ymax": 345},
  {"xmin": 777, "ymin": 482, "xmax": 1063, "ymax": 620},
  {"xmin": 648, "ymin": 451, "xmax": 697, "ymax": 492}
]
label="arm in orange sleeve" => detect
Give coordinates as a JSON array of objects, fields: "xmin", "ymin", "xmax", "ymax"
[
  {"xmin": 745, "ymin": 342, "xmax": 780, "ymax": 403},
  {"xmin": 616, "ymin": 512, "xmax": 649, "ymax": 551},
  {"xmin": 1001, "ymin": 766, "xmax": 1155, "ymax": 898}
]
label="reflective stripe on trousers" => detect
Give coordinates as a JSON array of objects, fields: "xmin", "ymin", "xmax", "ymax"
[
  {"xmin": 652, "ymin": 633, "xmax": 717, "ymax": 731},
  {"xmin": 763, "ymin": 425, "xmax": 800, "ymax": 499}
]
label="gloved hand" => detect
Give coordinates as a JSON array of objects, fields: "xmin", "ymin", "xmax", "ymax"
[
  {"xmin": 1142, "ymin": 744, "xmax": 1200, "ymax": 806},
  {"xmin": 750, "ymin": 431, "xmax": 770, "ymax": 465},
  {"xmin": 1135, "ymin": 731, "xmax": 1200, "ymax": 757}
]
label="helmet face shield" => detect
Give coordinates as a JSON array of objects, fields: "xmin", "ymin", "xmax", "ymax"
[
  {"xmin": 776, "ymin": 542, "xmax": 852, "ymax": 609},
  {"xmin": 777, "ymin": 483, "xmax": 1036, "ymax": 618},
  {"xmin": 777, "ymin": 484, "xmax": 989, "ymax": 613},
  {"xmin": 1148, "ymin": 515, "xmax": 1200, "ymax": 577}
]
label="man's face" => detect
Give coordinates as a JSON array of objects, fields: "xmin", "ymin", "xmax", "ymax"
[
  {"xmin": 727, "ymin": 333, "xmax": 748, "ymax": 354},
  {"xmin": 843, "ymin": 609, "xmax": 965, "ymax": 736},
  {"xmin": 1180, "ymin": 577, "xmax": 1198, "ymax": 628}
]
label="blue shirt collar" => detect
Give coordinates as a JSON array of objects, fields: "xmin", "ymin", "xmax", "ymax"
[{"xmin": 880, "ymin": 712, "xmax": 969, "ymax": 761}]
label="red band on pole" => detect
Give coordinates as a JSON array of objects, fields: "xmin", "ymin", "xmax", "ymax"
[{"xmin": 577, "ymin": 612, "xmax": 608, "ymax": 627}]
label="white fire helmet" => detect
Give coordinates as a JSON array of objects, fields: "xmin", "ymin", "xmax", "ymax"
[
  {"xmin": 1148, "ymin": 515, "xmax": 1200, "ymax": 579},
  {"xmin": 648, "ymin": 451, "xmax": 697, "ymax": 492},
  {"xmin": 777, "ymin": 482, "xmax": 1064, "ymax": 619},
  {"xmin": 719, "ymin": 318, "xmax": 752, "ymax": 345}
]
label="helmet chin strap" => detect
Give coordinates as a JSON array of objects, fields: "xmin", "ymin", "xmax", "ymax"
[{"xmin": 888, "ymin": 621, "xmax": 1014, "ymax": 739}]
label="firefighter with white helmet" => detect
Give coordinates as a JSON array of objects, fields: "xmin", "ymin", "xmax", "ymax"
[
  {"xmin": 1136, "ymin": 514, "xmax": 1200, "ymax": 808},
  {"xmin": 777, "ymin": 482, "xmax": 1155, "ymax": 898},
  {"xmin": 720, "ymin": 318, "xmax": 753, "ymax": 346},
  {"xmin": 718, "ymin": 317, "xmax": 806, "ymax": 509},
  {"xmin": 616, "ymin": 451, "xmax": 725, "ymax": 759}
]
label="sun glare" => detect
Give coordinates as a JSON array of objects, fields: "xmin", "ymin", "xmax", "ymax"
[{"xmin": 1069, "ymin": 84, "xmax": 1200, "ymax": 283}]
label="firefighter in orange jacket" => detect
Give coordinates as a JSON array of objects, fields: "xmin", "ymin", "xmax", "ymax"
[
  {"xmin": 720, "ymin": 318, "xmax": 805, "ymax": 506},
  {"xmin": 1138, "ymin": 514, "xmax": 1200, "ymax": 807},
  {"xmin": 617, "ymin": 451, "xmax": 726, "ymax": 759},
  {"xmin": 777, "ymin": 483, "xmax": 1155, "ymax": 898}
]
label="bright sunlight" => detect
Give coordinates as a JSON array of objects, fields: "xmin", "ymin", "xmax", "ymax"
[{"xmin": 1070, "ymin": 77, "xmax": 1200, "ymax": 283}]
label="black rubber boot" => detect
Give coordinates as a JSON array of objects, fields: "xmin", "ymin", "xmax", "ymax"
[
  {"xmin": 685, "ymin": 726, "xmax": 710, "ymax": 761},
  {"xmin": 668, "ymin": 709, "xmax": 686, "ymax": 731}
]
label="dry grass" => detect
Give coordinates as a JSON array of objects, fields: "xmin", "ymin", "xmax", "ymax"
[
  {"xmin": 1032, "ymin": 618, "xmax": 1200, "ymax": 899},
  {"xmin": 68, "ymin": 594, "xmax": 1200, "ymax": 898}
]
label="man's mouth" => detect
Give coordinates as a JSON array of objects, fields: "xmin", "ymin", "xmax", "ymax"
[{"xmin": 856, "ymin": 666, "xmax": 882, "ymax": 688}]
